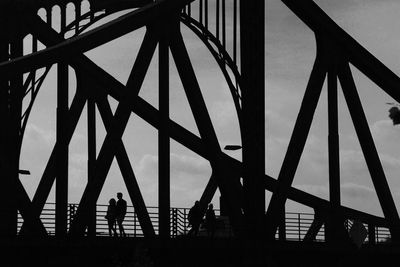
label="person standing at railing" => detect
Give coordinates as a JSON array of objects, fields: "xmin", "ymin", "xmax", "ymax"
[
  {"xmin": 187, "ymin": 200, "xmax": 202, "ymax": 236},
  {"xmin": 105, "ymin": 198, "xmax": 118, "ymax": 237},
  {"xmin": 116, "ymin": 192, "xmax": 127, "ymax": 237},
  {"xmin": 204, "ymin": 203, "xmax": 216, "ymax": 238}
]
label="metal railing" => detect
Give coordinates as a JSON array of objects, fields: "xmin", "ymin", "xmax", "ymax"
[
  {"xmin": 17, "ymin": 203, "xmax": 391, "ymax": 244},
  {"xmin": 283, "ymin": 212, "xmax": 325, "ymax": 241}
]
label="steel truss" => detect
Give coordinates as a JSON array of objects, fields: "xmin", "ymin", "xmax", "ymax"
[{"xmin": 0, "ymin": 0, "xmax": 400, "ymax": 246}]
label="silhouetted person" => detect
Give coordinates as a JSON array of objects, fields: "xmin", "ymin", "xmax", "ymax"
[
  {"xmin": 187, "ymin": 201, "xmax": 202, "ymax": 236},
  {"xmin": 204, "ymin": 203, "xmax": 216, "ymax": 238},
  {"xmin": 116, "ymin": 192, "xmax": 127, "ymax": 237},
  {"xmin": 105, "ymin": 198, "xmax": 117, "ymax": 237}
]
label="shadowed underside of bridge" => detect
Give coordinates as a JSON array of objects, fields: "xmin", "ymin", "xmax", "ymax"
[
  {"xmin": 2, "ymin": 0, "xmax": 400, "ymax": 265},
  {"xmin": 0, "ymin": 236, "xmax": 399, "ymax": 267}
]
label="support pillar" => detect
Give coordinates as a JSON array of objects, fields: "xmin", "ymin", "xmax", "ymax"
[
  {"xmin": 0, "ymin": 12, "xmax": 21, "ymax": 236},
  {"xmin": 327, "ymin": 50, "xmax": 340, "ymax": 210},
  {"xmin": 9, "ymin": 36, "xmax": 22, "ymax": 238},
  {"xmin": 158, "ymin": 19, "xmax": 170, "ymax": 238},
  {"xmin": 326, "ymin": 50, "xmax": 342, "ymax": 243},
  {"xmin": 87, "ymin": 95, "xmax": 97, "ymax": 236},
  {"xmin": 240, "ymin": 0, "xmax": 265, "ymax": 236},
  {"xmin": 56, "ymin": 5, "xmax": 70, "ymax": 237},
  {"xmin": 56, "ymin": 26, "xmax": 69, "ymax": 236}
]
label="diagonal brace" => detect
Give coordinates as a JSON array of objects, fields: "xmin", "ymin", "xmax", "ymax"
[
  {"xmin": 69, "ymin": 29, "xmax": 157, "ymax": 236},
  {"xmin": 96, "ymin": 96, "xmax": 155, "ymax": 236},
  {"xmin": 265, "ymin": 40, "xmax": 328, "ymax": 237},
  {"xmin": 338, "ymin": 61, "xmax": 400, "ymax": 241}
]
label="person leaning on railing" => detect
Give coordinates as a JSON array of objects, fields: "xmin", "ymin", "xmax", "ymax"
[
  {"xmin": 116, "ymin": 192, "xmax": 127, "ymax": 237},
  {"xmin": 105, "ymin": 198, "xmax": 117, "ymax": 237}
]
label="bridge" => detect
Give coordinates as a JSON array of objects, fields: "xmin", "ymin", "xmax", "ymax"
[{"xmin": 1, "ymin": 0, "xmax": 400, "ymax": 266}]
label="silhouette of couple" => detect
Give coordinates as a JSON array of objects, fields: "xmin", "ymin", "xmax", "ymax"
[
  {"xmin": 187, "ymin": 201, "xmax": 216, "ymax": 237},
  {"xmin": 106, "ymin": 192, "xmax": 127, "ymax": 237}
]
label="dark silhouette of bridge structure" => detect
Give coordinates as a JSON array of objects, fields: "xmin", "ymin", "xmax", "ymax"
[{"xmin": 2, "ymin": 0, "xmax": 400, "ymax": 266}]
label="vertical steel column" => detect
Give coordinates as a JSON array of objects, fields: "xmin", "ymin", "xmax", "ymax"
[
  {"xmin": 46, "ymin": 7, "xmax": 52, "ymax": 26},
  {"xmin": 216, "ymin": 0, "xmax": 219, "ymax": 40},
  {"xmin": 326, "ymin": 47, "xmax": 341, "ymax": 242},
  {"xmin": 0, "ymin": 11, "xmax": 11, "ymax": 237},
  {"xmin": 0, "ymin": 10, "xmax": 20, "ymax": 236},
  {"xmin": 87, "ymin": 94, "xmax": 97, "ymax": 236},
  {"xmin": 233, "ymin": 0, "xmax": 237, "ymax": 64},
  {"xmin": 278, "ymin": 205, "xmax": 286, "ymax": 240},
  {"xmin": 327, "ymin": 58, "xmax": 340, "ymax": 208},
  {"xmin": 240, "ymin": 0, "xmax": 265, "ymax": 235},
  {"xmin": 199, "ymin": 0, "xmax": 203, "ymax": 25},
  {"xmin": 56, "ymin": 4, "xmax": 69, "ymax": 237},
  {"xmin": 8, "ymin": 38, "xmax": 21, "ymax": 237},
  {"xmin": 75, "ymin": 2, "xmax": 81, "ymax": 35},
  {"xmin": 222, "ymin": 0, "xmax": 226, "ymax": 49},
  {"xmin": 204, "ymin": 0, "xmax": 208, "ymax": 30},
  {"xmin": 158, "ymin": 19, "xmax": 170, "ymax": 238}
]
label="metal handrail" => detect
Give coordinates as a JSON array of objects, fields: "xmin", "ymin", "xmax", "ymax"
[{"xmin": 16, "ymin": 203, "xmax": 391, "ymax": 244}]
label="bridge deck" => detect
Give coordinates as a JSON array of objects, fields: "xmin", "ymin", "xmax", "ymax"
[{"xmin": 0, "ymin": 236, "xmax": 398, "ymax": 267}]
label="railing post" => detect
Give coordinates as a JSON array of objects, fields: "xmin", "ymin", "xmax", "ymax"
[
  {"xmin": 298, "ymin": 213, "xmax": 301, "ymax": 241},
  {"xmin": 376, "ymin": 227, "xmax": 379, "ymax": 243},
  {"xmin": 134, "ymin": 211, "xmax": 137, "ymax": 237},
  {"xmin": 67, "ymin": 204, "xmax": 71, "ymax": 231},
  {"xmin": 171, "ymin": 208, "xmax": 176, "ymax": 239},
  {"xmin": 170, "ymin": 208, "xmax": 173, "ymax": 237},
  {"xmin": 278, "ymin": 209, "xmax": 286, "ymax": 241},
  {"xmin": 184, "ymin": 209, "xmax": 187, "ymax": 235},
  {"xmin": 368, "ymin": 224, "xmax": 376, "ymax": 245},
  {"xmin": 172, "ymin": 208, "xmax": 178, "ymax": 237},
  {"xmin": 68, "ymin": 204, "xmax": 77, "ymax": 232}
]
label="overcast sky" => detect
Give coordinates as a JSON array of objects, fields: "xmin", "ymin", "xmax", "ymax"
[{"xmin": 17, "ymin": 0, "xmax": 400, "ymax": 218}]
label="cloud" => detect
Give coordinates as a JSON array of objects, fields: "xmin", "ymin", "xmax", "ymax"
[
  {"xmin": 210, "ymin": 100, "xmax": 237, "ymax": 126},
  {"xmin": 133, "ymin": 153, "xmax": 213, "ymax": 206},
  {"xmin": 370, "ymin": 120, "xmax": 400, "ymax": 154},
  {"xmin": 341, "ymin": 182, "xmax": 382, "ymax": 216},
  {"xmin": 23, "ymin": 123, "xmax": 55, "ymax": 146},
  {"xmin": 20, "ymin": 123, "xmax": 55, "ymax": 171},
  {"xmin": 341, "ymin": 182, "xmax": 375, "ymax": 199},
  {"xmin": 137, "ymin": 153, "xmax": 210, "ymax": 178},
  {"xmin": 20, "ymin": 123, "xmax": 89, "ymax": 201},
  {"xmin": 70, "ymin": 153, "xmax": 87, "ymax": 166},
  {"xmin": 313, "ymin": 0, "xmax": 370, "ymax": 13},
  {"xmin": 19, "ymin": 124, "xmax": 56, "ymax": 198},
  {"xmin": 293, "ymin": 182, "xmax": 379, "ymax": 211},
  {"xmin": 294, "ymin": 184, "xmax": 329, "ymax": 199}
]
